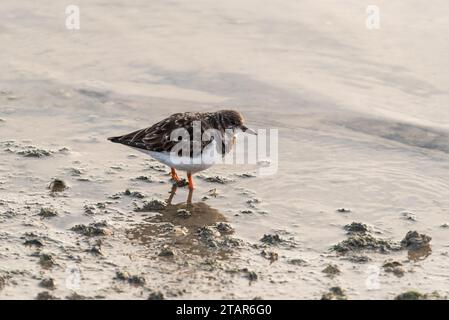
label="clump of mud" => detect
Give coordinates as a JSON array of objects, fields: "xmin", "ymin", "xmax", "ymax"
[
  {"xmin": 202, "ymin": 188, "xmax": 218, "ymax": 201},
  {"xmin": 88, "ymin": 240, "xmax": 103, "ymax": 256},
  {"xmin": 343, "ymin": 222, "xmax": 370, "ymax": 234},
  {"xmin": 68, "ymin": 168, "xmax": 83, "ymax": 176},
  {"xmin": 197, "ymin": 225, "xmax": 240, "ymax": 249},
  {"xmin": 145, "ymin": 163, "xmax": 166, "ymax": 172},
  {"xmin": 332, "ymin": 222, "xmax": 401, "ymax": 254},
  {"xmin": 16, "ymin": 145, "xmax": 52, "ymax": 157},
  {"xmin": 123, "ymin": 189, "xmax": 145, "ymax": 199},
  {"xmin": 148, "ymin": 291, "xmax": 165, "ymax": 300},
  {"xmin": 394, "ymin": 291, "xmax": 443, "ymax": 300},
  {"xmin": 84, "ymin": 205, "xmax": 96, "ymax": 215},
  {"xmin": 158, "ymin": 247, "xmax": 175, "ymax": 257},
  {"xmin": 133, "ymin": 175, "xmax": 154, "ymax": 183},
  {"xmin": 176, "ymin": 208, "xmax": 191, "ymax": 218},
  {"xmin": 39, "ymin": 253, "xmax": 56, "ymax": 269},
  {"xmin": 260, "ymin": 234, "xmax": 283, "ymax": 245},
  {"xmin": 134, "ymin": 199, "xmax": 167, "ymax": 212},
  {"xmin": 288, "ymin": 258, "xmax": 308, "ymax": 266},
  {"xmin": 71, "ymin": 221, "xmax": 112, "ymax": 237},
  {"xmin": 246, "ymin": 198, "xmax": 261, "ymax": 208},
  {"xmin": 226, "ymin": 268, "xmax": 258, "ymax": 283},
  {"xmin": 215, "ymin": 222, "xmax": 234, "ymax": 234},
  {"xmin": 197, "ymin": 225, "xmax": 220, "ymax": 239},
  {"xmin": 401, "ymin": 231, "xmax": 431, "ymax": 250},
  {"xmin": 19, "ymin": 149, "xmax": 52, "ymax": 158},
  {"xmin": 383, "ymin": 260, "xmax": 405, "ymax": 277},
  {"xmin": 260, "ymin": 250, "xmax": 278, "ymax": 263},
  {"xmin": 198, "ymin": 175, "xmax": 233, "ymax": 184},
  {"xmin": 36, "ymin": 291, "xmax": 59, "ymax": 300},
  {"xmin": 332, "ymin": 234, "xmax": 400, "ymax": 254},
  {"xmin": 2, "ymin": 141, "xmax": 54, "ymax": 158},
  {"xmin": 241, "ymin": 268, "xmax": 258, "ymax": 282},
  {"xmin": 401, "ymin": 211, "xmax": 417, "ymax": 222},
  {"xmin": 130, "ymin": 198, "xmax": 242, "ymax": 261},
  {"xmin": 38, "ymin": 207, "xmax": 58, "ymax": 218},
  {"xmin": 322, "ymin": 264, "xmax": 341, "ymax": 277},
  {"xmin": 235, "ymin": 172, "xmax": 256, "ymax": 178},
  {"xmin": 39, "ymin": 278, "xmax": 56, "ymax": 290},
  {"xmin": 114, "ymin": 271, "xmax": 146, "ymax": 286},
  {"xmin": 49, "ymin": 179, "xmax": 68, "ymax": 192},
  {"xmin": 83, "ymin": 203, "xmax": 108, "ymax": 215},
  {"xmin": 23, "ymin": 234, "xmax": 45, "ymax": 248},
  {"xmin": 0, "ymin": 275, "xmax": 10, "ymax": 290},
  {"xmin": 321, "ymin": 287, "xmax": 347, "ymax": 300},
  {"xmin": 66, "ymin": 292, "xmax": 92, "ymax": 300},
  {"xmin": 342, "ymin": 255, "xmax": 371, "ymax": 263}
]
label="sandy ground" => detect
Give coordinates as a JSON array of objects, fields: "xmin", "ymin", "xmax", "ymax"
[{"xmin": 1, "ymin": 0, "xmax": 449, "ymax": 299}]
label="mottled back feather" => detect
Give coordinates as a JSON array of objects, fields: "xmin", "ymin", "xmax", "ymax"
[{"xmin": 108, "ymin": 111, "xmax": 242, "ymax": 157}]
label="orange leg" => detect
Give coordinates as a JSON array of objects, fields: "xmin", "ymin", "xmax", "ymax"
[
  {"xmin": 187, "ymin": 188, "xmax": 193, "ymax": 204},
  {"xmin": 166, "ymin": 184, "xmax": 177, "ymax": 205},
  {"xmin": 170, "ymin": 168, "xmax": 180, "ymax": 182},
  {"xmin": 187, "ymin": 172, "xmax": 194, "ymax": 190}
]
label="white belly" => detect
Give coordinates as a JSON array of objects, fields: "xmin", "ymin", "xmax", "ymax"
[{"xmin": 132, "ymin": 141, "xmax": 221, "ymax": 173}]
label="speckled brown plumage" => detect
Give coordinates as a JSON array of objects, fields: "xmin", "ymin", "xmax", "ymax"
[{"xmin": 108, "ymin": 110, "xmax": 245, "ymax": 157}]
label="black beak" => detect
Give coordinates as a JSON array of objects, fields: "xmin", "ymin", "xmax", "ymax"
[{"xmin": 240, "ymin": 125, "xmax": 257, "ymax": 135}]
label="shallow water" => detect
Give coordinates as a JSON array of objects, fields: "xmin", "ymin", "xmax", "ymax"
[{"xmin": 1, "ymin": 0, "xmax": 449, "ymax": 299}]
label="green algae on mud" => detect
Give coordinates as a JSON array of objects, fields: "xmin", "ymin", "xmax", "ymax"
[
  {"xmin": 260, "ymin": 234, "xmax": 283, "ymax": 245},
  {"xmin": 70, "ymin": 221, "xmax": 112, "ymax": 237},
  {"xmin": 343, "ymin": 222, "xmax": 370, "ymax": 234},
  {"xmin": 331, "ymin": 233, "xmax": 401, "ymax": 254},
  {"xmin": 383, "ymin": 260, "xmax": 405, "ymax": 277},
  {"xmin": 38, "ymin": 207, "xmax": 58, "ymax": 218},
  {"xmin": 332, "ymin": 223, "xmax": 432, "ymax": 256},
  {"xmin": 197, "ymin": 175, "xmax": 234, "ymax": 184},
  {"xmin": 114, "ymin": 271, "xmax": 146, "ymax": 286},
  {"xmin": 332, "ymin": 222, "xmax": 399, "ymax": 253},
  {"xmin": 322, "ymin": 264, "xmax": 341, "ymax": 278},
  {"xmin": 134, "ymin": 199, "xmax": 167, "ymax": 212},
  {"xmin": 35, "ymin": 291, "xmax": 59, "ymax": 300},
  {"xmin": 395, "ymin": 290, "xmax": 445, "ymax": 300},
  {"xmin": 321, "ymin": 287, "xmax": 347, "ymax": 300}
]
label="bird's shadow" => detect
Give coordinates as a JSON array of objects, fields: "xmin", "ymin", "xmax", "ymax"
[{"xmin": 128, "ymin": 185, "xmax": 234, "ymax": 259}]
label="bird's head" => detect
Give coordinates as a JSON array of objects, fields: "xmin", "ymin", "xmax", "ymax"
[{"xmin": 216, "ymin": 110, "xmax": 257, "ymax": 135}]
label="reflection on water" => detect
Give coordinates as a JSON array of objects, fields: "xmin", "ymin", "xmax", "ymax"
[
  {"xmin": 128, "ymin": 185, "xmax": 238, "ymax": 259},
  {"xmin": 407, "ymin": 245, "xmax": 432, "ymax": 262}
]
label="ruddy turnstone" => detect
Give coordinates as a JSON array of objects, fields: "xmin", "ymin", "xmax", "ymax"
[{"xmin": 108, "ymin": 110, "xmax": 256, "ymax": 190}]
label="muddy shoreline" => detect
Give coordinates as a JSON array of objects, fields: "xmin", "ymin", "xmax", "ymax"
[{"xmin": 2, "ymin": 0, "xmax": 449, "ymax": 299}]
